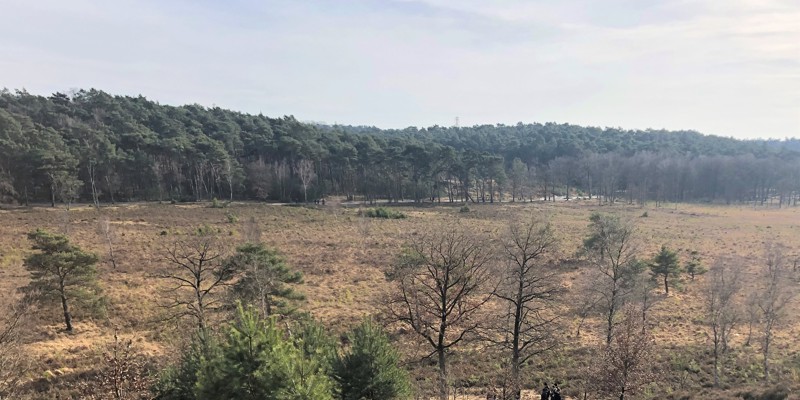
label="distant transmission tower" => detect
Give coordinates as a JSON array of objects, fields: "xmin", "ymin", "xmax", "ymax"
[{"xmin": 454, "ymin": 116, "xmax": 460, "ymax": 128}]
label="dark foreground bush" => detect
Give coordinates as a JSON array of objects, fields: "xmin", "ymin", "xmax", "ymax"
[
  {"xmin": 365, "ymin": 207, "xmax": 406, "ymax": 219},
  {"xmin": 739, "ymin": 385, "xmax": 790, "ymax": 400}
]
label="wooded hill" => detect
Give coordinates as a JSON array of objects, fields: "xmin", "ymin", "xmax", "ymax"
[{"xmin": 1, "ymin": 88, "xmax": 798, "ymax": 206}]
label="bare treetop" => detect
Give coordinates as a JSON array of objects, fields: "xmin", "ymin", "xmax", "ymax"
[{"xmin": 386, "ymin": 227, "xmax": 495, "ymax": 400}]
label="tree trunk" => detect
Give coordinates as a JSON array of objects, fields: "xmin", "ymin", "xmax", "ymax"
[
  {"xmin": 713, "ymin": 333, "xmax": 719, "ymax": 387},
  {"xmin": 89, "ymin": 163, "xmax": 100, "ymax": 209},
  {"xmin": 228, "ymin": 176, "xmax": 234, "ymax": 201},
  {"xmin": 607, "ymin": 288, "xmax": 617, "ymax": 345},
  {"xmin": 60, "ymin": 280, "xmax": 73, "ymax": 332},
  {"xmin": 106, "ymin": 235, "xmax": 117, "ymax": 269},
  {"xmin": 511, "ymin": 333, "xmax": 521, "ymax": 399},
  {"xmin": 764, "ymin": 335, "xmax": 770, "ymax": 381},
  {"xmin": 105, "ymin": 175, "xmax": 115, "ymax": 204},
  {"xmin": 438, "ymin": 347, "xmax": 447, "ymax": 400},
  {"xmin": 607, "ymin": 306, "xmax": 614, "ymax": 345}
]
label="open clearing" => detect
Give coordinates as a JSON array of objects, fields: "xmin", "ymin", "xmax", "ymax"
[{"xmin": 1, "ymin": 200, "xmax": 799, "ymax": 398}]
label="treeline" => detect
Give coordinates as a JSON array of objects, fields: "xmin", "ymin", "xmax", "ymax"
[{"xmin": 1, "ymin": 88, "xmax": 799, "ymax": 206}]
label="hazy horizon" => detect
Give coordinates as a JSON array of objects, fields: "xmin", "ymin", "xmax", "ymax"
[{"xmin": 2, "ymin": 0, "xmax": 798, "ymax": 140}]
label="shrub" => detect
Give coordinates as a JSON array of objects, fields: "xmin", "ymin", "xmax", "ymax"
[
  {"xmin": 459, "ymin": 206, "xmax": 470, "ymax": 213},
  {"xmin": 196, "ymin": 224, "xmax": 215, "ymax": 236},
  {"xmin": 333, "ymin": 319, "xmax": 411, "ymax": 400},
  {"xmin": 364, "ymin": 207, "xmax": 406, "ymax": 219},
  {"xmin": 209, "ymin": 197, "xmax": 225, "ymax": 209},
  {"xmin": 225, "ymin": 211, "xmax": 239, "ymax": 224},
  {"xmin": 151, "ymin": 335, "xmax": 208, "ymax": 400},
  {"xmin": 740, "ymin": 385, "xmax": 790, "ymax": 400}
]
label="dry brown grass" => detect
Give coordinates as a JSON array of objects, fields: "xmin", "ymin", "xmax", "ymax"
[{"xmin": 1, "ymin": 200, "xmax": 799, "ymax": 398}]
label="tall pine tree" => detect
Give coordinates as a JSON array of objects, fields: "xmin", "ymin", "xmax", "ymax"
[
  {"xmin": 649, "ymin": 245, "xmax": 681, "ymax": 295},
  {"xmin": 23, "ymin": 229, "xmax": 100, "ymax": 332}
]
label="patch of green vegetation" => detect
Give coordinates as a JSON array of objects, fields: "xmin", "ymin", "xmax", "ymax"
[
  {"xmin": 364, "ymin": 207, "xmax": 406, "ymax": 219},
  {"xmin": 196, "ymin": 224, "xmax": 216, "ymax": 236},
  {"xmin": 209, "ymin": 197, "xmax": 230, "ymax": 209},
  {"xmin": 739, "ymin": 385, "xmax": 790, "ymax": 400},
  {"xmin": 459, "ymin": 206, "xmax": 470, "ymax": 213}
]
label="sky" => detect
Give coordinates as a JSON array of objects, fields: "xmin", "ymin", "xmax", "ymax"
[{"xmin": 1, "ymin": 0, "xmax": 798, "ymax": 139}]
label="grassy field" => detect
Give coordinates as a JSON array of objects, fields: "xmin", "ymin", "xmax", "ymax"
[{"xmin": 1, "ymin": 199, "xmax": 799, "ymax": 399}]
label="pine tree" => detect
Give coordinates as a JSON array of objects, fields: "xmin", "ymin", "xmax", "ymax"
[
  {"xmin": 195, "ymin": 305, "xmax": 333, "ymax": 400},
  {"xmin": 333, "ymin": 319, "xmax": 411, "ymax": 400},
  {"xmin": 685, "ymin": 251, "xmax": 707, "ymax": 281},
  {"xmin": 152, "ymin": 335, "xmax": 209, "ymax": 400},
  {"xmin": 227, "ymin": 243, "xmax": 304, "ymax": 317},
  {"xmin": 294, "ymin": 318, "xmax": 337, "ymax": 374},
  {"xmin": 23, "ymin": 229, "xmax": 100, "ymax": 332},
  {"xmin": 649, "ymin": 245, "xmax": 681, "ymax": 295}
]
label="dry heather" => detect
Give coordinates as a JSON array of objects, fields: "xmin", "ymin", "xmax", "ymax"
[{"xmin": 0, "ymin": 200, "xmax": 799, "ymax": 398}]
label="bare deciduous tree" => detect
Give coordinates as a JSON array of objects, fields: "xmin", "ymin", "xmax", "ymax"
[
  {"xmin": 274, "ymin": 160, "xmax": 289, "ymax": 202},
  {"xmin": 386, "ymin": 228, "xmax": 494, "ymax": 400},
  {"xmin": 81, "ymin": 330, "xmax": 153, "ymax": 400},
  {"xmin": 242, "ymin": 216, "xmax": 262, "ymax": 244},
  {"xmin": 744, "ymin": 291, "xmax": 759, "ymax": 347},
  {"xmin": 703, "ymin": 257, "xmax": 742, "ymax": 387},
  {"xmin": 582, "ymin": 213, "xmax": 642, "ymax": 344},
  {"xmin": 571, "ymin": 279, "xmax": 601, "ymax": 339},
  {"xmin": 593, "ymin": 306, "xmax": 655, "ymax": 400},
  {"xmin": 87, "ymin": 158, "xmax": 100, "ymax": 209},
  {"xmin": 631, "ymin": 268, "xmax": 659, "ymax": 331},
  {"xmin": 294, "ymin": 159, "xmax": 316, "ymax": 203},
  {"xmin": 757, "ymin": 242, "xmax": 796, "ymax": 381},
  {"xmin": 0, "ymin": 296, "xmax": 33, "ymax": 398},
  {"xmin": 97, "ymin": 217, "xmax": 118, "ymax": 269},
  {"xmin": 223, "ymin": 157, "xmax": 235, "ymax": 201},
  {"xmin": 245, "ymin": 158, "xmax": 272, "ymax": 201},
  {"xmin": 156, "ymin": 234, "xmax": 237, "ymax": 342},
  {"xmin": 487, "ymin": 217, "xmax": 562, "ymax": 397},
  {"xmin": 357, "ymin": 212, "xmax": 372, "ymax": 249}
]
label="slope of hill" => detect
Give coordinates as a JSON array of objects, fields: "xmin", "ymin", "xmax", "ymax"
[{"xmin": 1, "ymin": 88, "xmax": 798, "ymax": 208}]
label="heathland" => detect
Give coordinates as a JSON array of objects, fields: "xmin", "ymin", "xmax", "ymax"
[{"xmin": 1, "ymin": 199, "xmax": 798, "ymax": 399}]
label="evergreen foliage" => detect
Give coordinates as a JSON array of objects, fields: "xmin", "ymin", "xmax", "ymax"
[
  {"xmin": 364, "ymin": 207, "xmax": 406, "ymax": 219},
  {"xmin": 649, "ymin": 245, "xmax": 682, "ymax": 295},
  {"xmin": 293, "ymin": 318, "xmax": 337, "ymax": 373},
  {"xmin": 23, "ymin": 229, "xmax": 101, "ymax": 332},
  {"xmin": 194, "ymin": 305, "xmax": 333, "ymax": 400},
  {"xmin": 152, "ymin": 336, "xmax": 207, "ymax": 400},
  {"xmin": 1, "ymin": 89, "xmax": 799, "ymax": 206},
  {"xmin": 227, "ymin": 243, "xmax": 304, "ymax": 317},
  {"xmin": 685, "ymin": 250, "xmax": 707, "ymax": 280},
  {"xmin": 333, "ymin": 319, "xmax": 411, "ymax": 400}
]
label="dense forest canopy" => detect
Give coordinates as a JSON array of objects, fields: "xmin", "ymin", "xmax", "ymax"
[{"xmin": 1, "ymin": 88, "xmax": 798, "ymax": 206}]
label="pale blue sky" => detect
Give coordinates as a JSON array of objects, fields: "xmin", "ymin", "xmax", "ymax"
[{"xmin": 1, "ymin": 0, "xmax": 798, "ymax": 139}]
